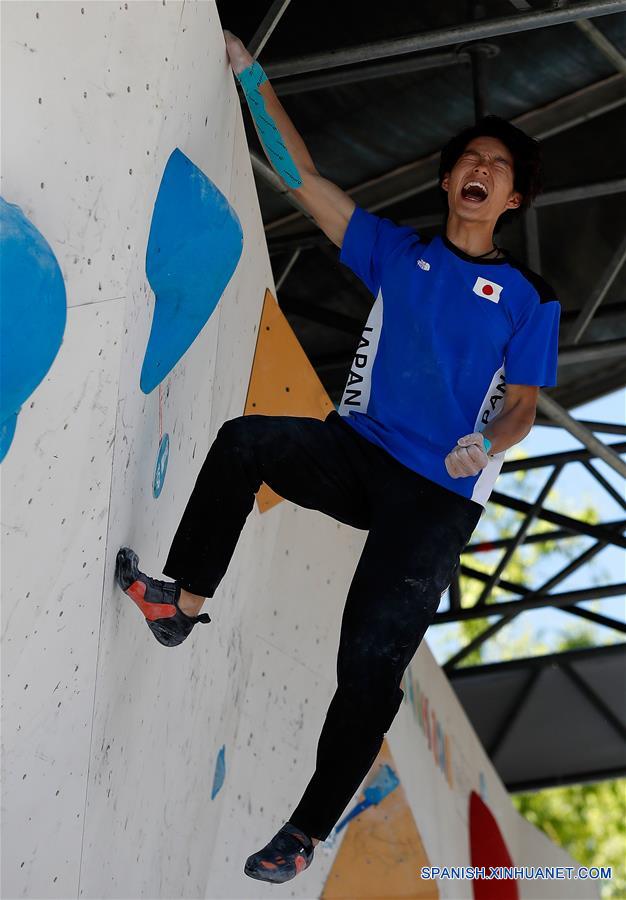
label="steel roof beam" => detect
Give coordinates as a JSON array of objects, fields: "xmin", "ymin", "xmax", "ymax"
[
  {"xmin": 263, "ymin": 1, "xmax": 626, "ymax": 79},
  {"xmin": 450, "ymin": 641, "xmax": 625, "ymax": 676},
  {"xmin": 534, "ymin": 176, "xmax": 626, "ymax": 206},
  {"xmin": 272, "ymin": 50, "xmax": 471, "ymax": 96},
  {"xmin": 575, "ymin": 17, "xmax": 626, "ymax": 74},
  {"xmin": 507, "ymin": 766, "xmax": 626, "ymax": 793},
  {"xmin": 558, "ymin": 338, "xmax": 626, "ymax": 366}
]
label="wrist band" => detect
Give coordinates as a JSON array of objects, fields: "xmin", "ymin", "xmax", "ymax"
[
  {"xmin": 482, "ymin": 436, "xmax": 492, "ymax": 453},
  {"xmin": 236, "ymin": 61, "xmax": 302, "ymax": 189}
]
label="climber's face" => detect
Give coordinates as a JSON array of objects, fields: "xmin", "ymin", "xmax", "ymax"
[{"xmin": 441, "ymin": 136, "xmax": 522, "ymax": 224}]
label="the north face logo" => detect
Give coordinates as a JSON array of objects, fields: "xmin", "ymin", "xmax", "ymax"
[{"xmin": 473, "ymin": 276, "xmax": 503, "ymax": 302}]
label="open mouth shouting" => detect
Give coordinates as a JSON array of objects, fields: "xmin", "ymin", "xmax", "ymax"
[{"xmin": 461, "ymin": 180, "xmax": 489, "ymax": 203}]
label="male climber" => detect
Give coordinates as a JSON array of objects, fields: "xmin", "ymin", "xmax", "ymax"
[{"xmin": 115, "ymin": 29, "xmax": 560, "ymax": 885}]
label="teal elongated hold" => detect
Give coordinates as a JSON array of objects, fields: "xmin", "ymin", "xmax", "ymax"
[
  {"xmin": 482, "ymin": 436, "xmax": 492, "ymax": 452},
  {"xmin": 236, "ymin": 60, "xmax": 303, "ymax": 189}
]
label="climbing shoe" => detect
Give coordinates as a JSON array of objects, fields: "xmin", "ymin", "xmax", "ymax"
[
  {"xmin": 244, "ymin": 822, "xmax": 315, "ymax": 884},
  {"xmin": 115, "ymin": 547, "xmax": 210, "ymax": 647}
]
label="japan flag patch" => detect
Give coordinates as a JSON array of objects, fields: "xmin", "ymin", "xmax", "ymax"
[{"xmin": 473, "ymin": 276, "xmax": 503, "ymax": 303}]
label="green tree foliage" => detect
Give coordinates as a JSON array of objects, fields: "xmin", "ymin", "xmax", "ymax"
[{"xmin": 512, "ymin": 779, "xmax": 626, "ymax": 899}]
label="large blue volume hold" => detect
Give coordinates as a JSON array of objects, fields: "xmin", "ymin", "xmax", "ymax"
[
  {"xmin": 0, "ymin": 197, "xmax": 67, "ymax": 462},
  {"xmin": 140, "ymin": 148, "xmax": 243, "ymax": 394}
]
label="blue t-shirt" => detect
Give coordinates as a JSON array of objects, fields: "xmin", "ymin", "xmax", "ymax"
[{"xmin": 337, "ymin": 206, "xmax": 561, "ymax": 507}]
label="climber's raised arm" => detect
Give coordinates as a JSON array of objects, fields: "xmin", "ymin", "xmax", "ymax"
[{"xmin": 224, "ymin": 30, "xmax": 355, "ymax": 249}]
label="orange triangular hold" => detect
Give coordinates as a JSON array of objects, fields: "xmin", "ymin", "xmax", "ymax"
[
  {"xmin": 244, "ymin": 289, "xmax": 336, "ymax": 513},
  {"xmin": 321, "ymin": 739, "xmax": 439, "ymax": 900}
]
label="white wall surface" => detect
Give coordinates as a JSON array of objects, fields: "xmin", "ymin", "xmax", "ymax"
[
  {"xmin": 390, "ymin": 644, "xmax": 600, "ymax": 900},
  {"xmin": 1, "ymin": 3, "xmax": 595, "ymax": 899}
]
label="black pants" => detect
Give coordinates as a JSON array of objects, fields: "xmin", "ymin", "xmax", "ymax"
[{"xmin": 163, "ymin": 411, "xmax": 482, "ymax": 841}]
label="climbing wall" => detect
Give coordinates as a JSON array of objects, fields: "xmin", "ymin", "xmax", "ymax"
[{"xmin": 1, "ymin": 3, "xmax": 596, "ymax": 900}]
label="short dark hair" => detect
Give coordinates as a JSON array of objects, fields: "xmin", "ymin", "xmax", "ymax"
[{"xmin": 438, "ymin": 115, "xmax": 543, "ymax": 220}]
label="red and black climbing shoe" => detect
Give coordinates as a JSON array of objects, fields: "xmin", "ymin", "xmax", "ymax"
[
  {"xmin": 244, "ymin": 822, "xmax": 315, "ymax": 884},
  {"xmin": 115, "ymin": 547, "xmax": 211, "ymax": 647}
]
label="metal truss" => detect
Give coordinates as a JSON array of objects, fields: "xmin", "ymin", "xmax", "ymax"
[
  {"xmin": 448, "ymin": 643, "xmax": 626, "ymax": 790},
  {"xmin": 439, "ymin": 432, "xmax": 626, "ymax": 671},
  {"xmin": 262, "ymin": 1, "xmax": 626, "ymax": 78}
]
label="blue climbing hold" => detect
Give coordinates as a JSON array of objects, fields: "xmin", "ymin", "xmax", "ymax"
[
  {"xmin": 332, "ymin": 762, "xmax": 400, "ymax": 837},
  {"xmin": 0, "ymin": 197, "xmax": 67, "ymax": 462},
  {"xmin": 211, "ymin": 744, "xmax": 226, "ymax": 800},
  {"xmin": 140, "ymin": 148, "xmax": 243, "ymax": 394},
  {"xmin": 152, "ymin": 432, "xmax": 170, "ymax": 498}
]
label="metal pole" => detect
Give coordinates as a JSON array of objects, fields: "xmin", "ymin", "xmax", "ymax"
[
  {"xmin": 558, "ymin": 339, "xmax": 626, "ymax": 366},
  {"xmin": 435, "ymin": 581, "xmax": 626, "ymax": 623},
  {"xmin": 583, "ymin": 460, "xmax": 626, "ymax": 509},
  {"xmin": 249, "ymin": 0, "xmax": 293, "ymax": 59},
  {"xmin": 563, "ymin": 605, "xmax": 626, "ymax": 633},
  {"xmin": 575, "ymin": 18, "xmax": 626, "ymax": 74},
  {"xmin": 488, "ymin": 669, "xmax": 542, "ymax": 757},
  {"xmin": 443, "ymin": 531, "xmax": 621, "ymax": 669},
  {"xmin": 473, "ymin": 465, "xmax": 562, "ymax": 607},
  {"xmin": 275, "ymin": 249, "xmax": 301, "ymax": 291},
  {"xmin": 449, "ymin": 572, "xmax": 462, "ymax": 611},
  {"xmin": 565, "ymin": 233, "xmax": 626, "ymax": 344},
  {"xmin": 467, "ymin": 528, "xmax": 579, "ymax": 552},
  {"xmin": 489, "ymin": 490, "xmax": 626, "ymax": 547},
  {"xmin": 466, "ymin": 0, "xmax": 490, "ymax": 120},
  {"xmin": 273, "ymin": 51, "xmax": 470, "ymax": 96},
  {"xmin": 561, "ymin": 663, "xmax": 626, "ymax": 740},
  {"xmin": 501, "ymin": 441, "xmax": 626, "ymax": 472},
  {"xmin": 533, "ymin": 419, "xmax": 626, "ymax": 435},
  {"xmin": 523, "ymin": 206, "xmax": 542, "ymax": 272},
  {"xmin": 536, "ymin": 391, "xmax": 626, "ymax": 479},
  {"xmin": 264, "ymin": 1, "xmax": 626, "ymax": 78},
  {"xmin": 534, "ymin": 177, "xmax": 626, "ymax": 206},
  {"xmin": 250, "ymin": 151, "xmax": 312, "ymax": 218}
]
